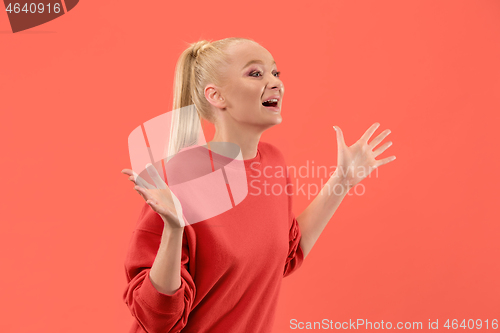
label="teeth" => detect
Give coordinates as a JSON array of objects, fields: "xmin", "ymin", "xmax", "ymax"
[{"xmin": 264, "ymin": 98, "xmax": 278, "ymax": 103}]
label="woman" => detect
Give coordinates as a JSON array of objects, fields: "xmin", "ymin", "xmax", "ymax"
[{"xmin": 121, "ymin": 37, "xmax": 395, "ymax": 332}]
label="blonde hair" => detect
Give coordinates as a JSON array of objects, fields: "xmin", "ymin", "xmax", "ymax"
[{"xmin": 166, "ymin": 37, "xmax": 256, "ymax": 160}]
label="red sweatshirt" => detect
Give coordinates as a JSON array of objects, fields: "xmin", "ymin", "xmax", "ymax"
[{"xmin": 123, "ymin": 141, "xmax": 304, "ymax": 333}]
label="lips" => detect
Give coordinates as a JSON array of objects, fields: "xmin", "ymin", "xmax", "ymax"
[
  {"xmin": 262, "ymin": 100, "xmax": 278, "ymax": 107},
  {"xmin": 262, "ymin": 103, "xmax": 280, "ymax": 112},
  {"xmin": 262, "ymin": 95, "xmax": 281, "ymax": 113},
  {"xmin": 262, "ymin": 95, "xmax": 280, "ymax": 106},
  {"xmin": 263, "ymin": 105, "xmax": 280, "ymax": 112}
]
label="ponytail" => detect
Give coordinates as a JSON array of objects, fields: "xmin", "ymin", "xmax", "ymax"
[{"xmin": 166, "ymin": 37, "xmax": 256, "ymax": 161}]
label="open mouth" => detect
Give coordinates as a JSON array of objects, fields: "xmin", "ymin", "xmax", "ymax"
[{"xmin": 262, "ymin": 100, "xmax": 278, "ymax": 108}]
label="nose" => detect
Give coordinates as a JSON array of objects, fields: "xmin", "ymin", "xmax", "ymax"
[{"xmin": 266, "ymin": 72, "xmax": 284, "ymax": 92}]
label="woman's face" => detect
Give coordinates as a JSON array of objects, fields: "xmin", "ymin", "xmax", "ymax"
[{"xmin": 210, "ymin": 41, "xmax": 285, "ymax": 129}]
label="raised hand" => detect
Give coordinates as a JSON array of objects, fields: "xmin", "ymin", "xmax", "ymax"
[
  {"xmin": 332, "ymin": 122, "xmax": 396, "ymax": 189},
  {"xmin": 121, "ymin": 164, "xmax": 186, "ymax": 229}
]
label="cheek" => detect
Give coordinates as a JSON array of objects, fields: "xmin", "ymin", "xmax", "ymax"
[
  {"xmin": 238, "ymin": 82, "xmax": 261, "ymax": 99},
  {"xmin": 228, "ymin": 82, "xmax": 263, "ymax": 118}
]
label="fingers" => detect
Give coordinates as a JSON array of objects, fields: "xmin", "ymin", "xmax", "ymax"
[
  {"xmin": 333, "ymin": 126, "xmax": 346, "ymax": 148},
  {"xmin": 123, "ymin": 166, "xmax": 184, "ymax": 228},
  {"xmin": 374, "ymin": 155, "xmax": 397, "ymax": 169},
  {"xmin": 134, "ymin": 185, "xmax": 152, "ymax": 202},
  {"xmin": 133, "ymin": 170, "xmax": 156, "ymax": 190},
  {"xmin": 123, "ymin": 168, "xmax": 156, "ymax": 202},
  {"xmin": 369, "ymin": 129, "xmax": 391, "ymax": 150},
  {"xmin": 360, "ymin": 122, "xmax": 380, "ymax": 144},
  {"xmin": 373, "ymin": 141, "xmax": 392, "ymax": 157},
  {"xmin": 136, "ymin": 189, "xmax": 147, "ymax": 201},
  {"xmin": 122, "ymin": 168, "xmax": 156, "ymax": 189},
  {"xmin": 145, "ymin": 163, "xmax": 167, "ymax": 190},
  {"xmin": 121, "ymin": 169, "xmax": 133, "ymax": 177}
]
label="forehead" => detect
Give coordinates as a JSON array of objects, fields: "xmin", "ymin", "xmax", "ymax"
[{"xmin": 226, "ymin": 41, "xmax": 275, "ymax": 69}]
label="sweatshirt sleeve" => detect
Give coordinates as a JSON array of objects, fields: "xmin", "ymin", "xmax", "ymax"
[
  {"xmin": 123, "ymin": 202, "xmax": 196, "ymax": 332},
  {"xmin": 283, "ymin": 171, "xmax": 305, "ymax": 277}
]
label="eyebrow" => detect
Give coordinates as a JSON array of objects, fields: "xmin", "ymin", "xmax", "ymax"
[{"xmin": 242, "ymin": 59, "xmax": 276, "ymax": 70}]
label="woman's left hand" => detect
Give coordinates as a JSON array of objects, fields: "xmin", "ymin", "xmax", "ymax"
[{"xmin": 332, "ymin": 122, "xmax": 396, "ymax": 189}]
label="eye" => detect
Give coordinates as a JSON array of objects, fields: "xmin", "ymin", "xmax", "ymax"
[
  {"xmin": 249, "ymin": 70, "xmax": 262, "ymax": 77},
  {"xmin": 249, "ymin": 70, "xmax": 281, "ymax": 78}
]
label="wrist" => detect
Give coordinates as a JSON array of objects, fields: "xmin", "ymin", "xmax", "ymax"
[
  {"xmin": 162, "ymin": 220, "xmax": 185, "ymax": 232},
  {"xmin": 326, "ymin": 171, "xmax": 351, "ymax": 195}
]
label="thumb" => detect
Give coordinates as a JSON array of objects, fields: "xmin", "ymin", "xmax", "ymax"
[{"xmin": 333, "ymin": 125, "xmax": 346, "ymax": 148}]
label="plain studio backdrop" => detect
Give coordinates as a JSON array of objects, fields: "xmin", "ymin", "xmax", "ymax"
[{"xmin": 0, "ymin": 0, "xmax": 498, "ymax": 332}]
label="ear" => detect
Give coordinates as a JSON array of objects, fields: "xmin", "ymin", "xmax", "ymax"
[{"xmin": 205, "ymin": 85, "xmax": 226, "ymax": 110}]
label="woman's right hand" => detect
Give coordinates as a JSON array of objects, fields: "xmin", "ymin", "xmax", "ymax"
[{"xmin": 121, "ymin": 163, "xmax": 185, "ymax": 229}]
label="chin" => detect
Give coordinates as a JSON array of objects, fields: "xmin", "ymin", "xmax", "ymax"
[
  {"xmin": 266, "ymin": 115, "xmax": 283, "ymax": 127},
  {"xmin": 257, "ymin": 107, "xmax": 283, "ymax": 127}
]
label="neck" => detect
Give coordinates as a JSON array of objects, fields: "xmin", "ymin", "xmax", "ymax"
[{"xmin": 210, "ymin": 123, "xmax": 264, "ymax": 160}]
